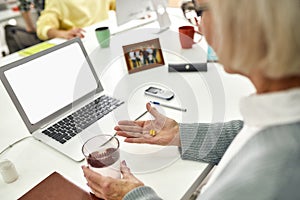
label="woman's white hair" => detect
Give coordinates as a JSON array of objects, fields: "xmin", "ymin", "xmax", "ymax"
[{"xmin": 211, "ymin": 0, "xmax": 300, "ymax": 78}]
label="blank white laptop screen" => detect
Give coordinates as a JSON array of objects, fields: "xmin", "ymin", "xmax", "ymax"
[{"xmin": 4, "ymin": 43, "xmax": 98, "ymax": 124}]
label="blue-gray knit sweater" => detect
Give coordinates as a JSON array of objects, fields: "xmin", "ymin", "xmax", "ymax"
[{"xmin": 123, "ymin": 121, "xmax": 300, "ymax": 200}]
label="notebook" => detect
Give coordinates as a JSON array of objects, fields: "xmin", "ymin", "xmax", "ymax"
[
  {"xmin": 18, "ymin": 41, "xmax": 56, "ymax": 57},
  {"xmin": 18, "ymin": 172, "xmax": 100, "ymax": 200},
  {"xmin": 0, "ymin": 38, "xmax": 124, "ymax": 161}
]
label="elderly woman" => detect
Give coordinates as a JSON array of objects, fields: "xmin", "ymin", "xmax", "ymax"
[{"xmin": 82, "ymin": 0, "xmax": 300, "ymax": 199}]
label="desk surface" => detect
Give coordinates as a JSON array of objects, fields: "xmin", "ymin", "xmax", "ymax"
[{"xmin": 0, "ymin": 8, "xmax": 255, "ymax": 200}]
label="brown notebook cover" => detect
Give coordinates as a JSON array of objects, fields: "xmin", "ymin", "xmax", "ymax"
[{"xmin": 18, "ymin": 172, "xmax": 100, "ymax": 200}]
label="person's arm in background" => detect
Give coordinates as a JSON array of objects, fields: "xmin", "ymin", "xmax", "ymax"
[
  {"xmin": 18, "ymin": 0, "xmax": 36, "ymax": 32},
  {"xmin": 21, "ymin": 12, "xmax": 36, "ymax": 32},
  {"xmin": 36, "ymin": 0, "xmax": 60, "ymax": 40}
]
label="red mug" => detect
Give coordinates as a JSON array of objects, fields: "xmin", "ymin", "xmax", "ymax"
[{"xmin": 178, "ymin": 26, "xmax": 196, "ymax": 49}]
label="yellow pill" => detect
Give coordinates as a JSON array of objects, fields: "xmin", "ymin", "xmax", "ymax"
[{"xmin": 149, "ymin": 129, "xmax": 156, "ymax": 136}]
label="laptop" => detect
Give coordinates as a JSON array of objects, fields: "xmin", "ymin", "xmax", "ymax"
[{"xmin": 0, "ymin": 38, "xmax": 124, "ymax": 161}]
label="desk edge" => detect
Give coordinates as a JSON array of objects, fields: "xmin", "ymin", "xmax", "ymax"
[{"xmin": 181, "ymin": 163, "xmax": 214, "ymax": 200}]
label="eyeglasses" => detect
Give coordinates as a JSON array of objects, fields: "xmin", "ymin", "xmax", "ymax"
[{"xmin": 181, "ymin": 1, "xmax": 209, "ymax": 26}]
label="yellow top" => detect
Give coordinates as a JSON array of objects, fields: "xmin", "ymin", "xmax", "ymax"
[{"xmin": 37, "ymin": 0, "xmax": 116, "ymax": 40}]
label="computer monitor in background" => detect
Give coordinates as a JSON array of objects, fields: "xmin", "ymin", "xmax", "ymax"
[
  {"xmin": 152, "ymin": 0, "xmax": 171, "ymax": 30},
  {"xmin": 0, "ymin": 0, "xmax": 8, "ymax": 11},
  {"xmin": 115, "ymin": 0, "xmax": 152, "ymax": 26},
  {"xmin": 115, "ymin": 0, "xmax": 171, "ymax": 31}
]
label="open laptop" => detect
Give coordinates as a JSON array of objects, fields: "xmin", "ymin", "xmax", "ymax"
[{"xmin": 0, "ymin": 38, "xmax": 124, "ymax": 161}]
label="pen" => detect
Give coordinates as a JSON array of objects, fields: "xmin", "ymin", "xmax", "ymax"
[
  {"xmin": 150, "ymin": 101, "xmax": 187, "ymax": 112},
  {"xmin": 134, "ymin": 110, "xmax": 148, "ymax": 121},
  {"xmin": 104, "ymin": 111, "xmax": 149, "ymax": 147}
]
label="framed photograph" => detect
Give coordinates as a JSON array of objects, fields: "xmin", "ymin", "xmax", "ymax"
[{"xmin": 122, "ymin": 38, "xmax": 165, "ymax": 74}]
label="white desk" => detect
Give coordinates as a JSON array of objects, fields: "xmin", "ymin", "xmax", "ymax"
[{"xmin": 0, "ymin": 8, "xmax": 255, "ymax": 200}]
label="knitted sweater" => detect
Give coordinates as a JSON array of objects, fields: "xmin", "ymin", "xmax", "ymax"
[{"xmin": 123, "ymin": 121, "xmax": 300, "ymax": 200}]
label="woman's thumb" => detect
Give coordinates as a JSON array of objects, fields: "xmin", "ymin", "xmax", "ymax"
[
  {"xmin": 146, "ymin": 102, "xmax": 161, "ymax": 118},
  {"xmin": 120, "ymin": 160, "xmax": 133, "ymax": 179}
]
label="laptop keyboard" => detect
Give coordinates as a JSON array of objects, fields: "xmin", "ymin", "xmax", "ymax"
[{"xmin": 42, "ymin": 95, "xmax": 124, "ymax": 144}]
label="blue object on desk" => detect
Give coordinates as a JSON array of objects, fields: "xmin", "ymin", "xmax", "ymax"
[{"xmin": 207, "ymin": 45, "xmax": 218, "ymax": 62}]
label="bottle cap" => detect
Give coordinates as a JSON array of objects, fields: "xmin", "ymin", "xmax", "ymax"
[{"xmin": 0, "ymin": 159, "xmax": 18, "ymax": 183}]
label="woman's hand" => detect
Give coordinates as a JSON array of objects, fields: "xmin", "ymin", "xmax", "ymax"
[
  {"xmin": 82, "ymin": 161, "xmax": 143, "ymax": 200},
  {"xmin": 47, "ymin": 27, "xmax": 85, "ymax": 40},
  {"xmin": 115, "ymin": 103, "xmax": 181, "ymax": 146},
  {"xmin": 63, "ymin": 28, "xmax": 85, "ymax": 39}
]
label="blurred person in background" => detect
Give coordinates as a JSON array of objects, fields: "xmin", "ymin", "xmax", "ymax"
[
  {"xmin": 36, "ymin": 0, "xmax": 115, "ymax": 40},
  {"xmin": 18, "ymin": 0, "xmax": 44, "ymax": 32}
]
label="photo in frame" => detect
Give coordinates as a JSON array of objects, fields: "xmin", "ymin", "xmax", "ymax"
[{"xmin": 122, "ymin": 38, "xmax": 165, "ymax": 74}]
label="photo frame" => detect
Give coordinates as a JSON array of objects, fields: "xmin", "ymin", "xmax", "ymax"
[{"xmin": 122, "ymin": 38, "xmax": 165, "ymax": 74}]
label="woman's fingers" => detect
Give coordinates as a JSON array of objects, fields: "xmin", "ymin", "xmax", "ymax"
[
  {"xmin": 146, "ymin": 103, "xmax": 162, "ymax": 119},
  {"xmin": 117, "ymin": 131, "xmax": 144, "ymax": 138},
  {"xmin": 82, "ymin": 166, "xmax": 102, "ymax": 186},
  {"xmin": 115, "ymin": 124, "xmax": 143, "ymax": 132},
  {"xmin": 120, "ymin": 160, "xmax": 132, "ymax": 179},
  {"xmin": 124, "ymin": 136, "xmax": 158, "ymax": 144},
  {"xmin": 87, "ymin": 181, "xmax": 103, "ymax": 198},
  {"xmin": 117, "ymin": 120, "xmax": 146, "ymax": 127},
  {"xmin": 70, "ymin": 28, "xmax": 85, "ymax": 38},
  {"xmin": 115, "ymin": 120, "xmax": 154, "ymax": 138},
  {"xmin": 82, "ymin": 166, "xmax": 105, "ymax": 198}
]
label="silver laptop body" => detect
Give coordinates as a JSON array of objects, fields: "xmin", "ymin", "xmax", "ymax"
[{"xmin": 0, "ymin": 38, "xmax": 124, "ymax": 161}]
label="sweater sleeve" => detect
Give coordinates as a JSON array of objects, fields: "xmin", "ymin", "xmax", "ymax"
[
  {"xmin": 123, "ymin": 186, "xmax": 162, "ymax": 200},
  {"xmin": 36, "ymin": 0, "xmax": 61, "ymax": 40},
  {"xmin": 179, "ymin": 120, "xmax": 244, "ymax": 164}
]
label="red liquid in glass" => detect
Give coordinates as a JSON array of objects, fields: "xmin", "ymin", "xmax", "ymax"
[{"xmin": 87, "ymin": 148, "xmax": 119, "ymax": 168}]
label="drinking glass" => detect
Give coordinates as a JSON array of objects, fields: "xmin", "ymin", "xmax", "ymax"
[{"xmin": 82, "ymin": 134, "xmax": 121, "ymax": 178}]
